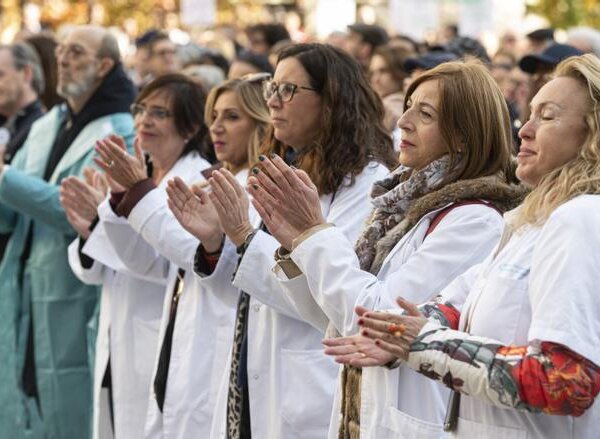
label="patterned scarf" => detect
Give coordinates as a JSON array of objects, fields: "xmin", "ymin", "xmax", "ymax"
[
  {"xmin": 355, "ymin": 155, "xmax": 452, "ymax": 274},
  {"xmin": 338, "ymin": 155, "xmax": 454, "ymax": 439}
]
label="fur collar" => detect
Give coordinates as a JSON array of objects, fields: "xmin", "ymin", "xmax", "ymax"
[{"xmin": 369, "ymin": 176, "xmax": 528, "ymax": 274}]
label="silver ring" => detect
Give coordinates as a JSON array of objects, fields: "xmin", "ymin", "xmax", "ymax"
[{"xmin": 108, "ymin": 160, "xmax": 114, "ymax": 168}]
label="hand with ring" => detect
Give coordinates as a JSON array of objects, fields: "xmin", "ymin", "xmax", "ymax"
[
  {"xmin": 357, "ymin": 297, "xmax": 428, "ymax": 362},
  {"xmin": 94, "ymin": 135, "xmax": 147, "ymax": 190},
  {"xmin": 322, "ymin": 306, "xmax": 397, "ymax": 367}
]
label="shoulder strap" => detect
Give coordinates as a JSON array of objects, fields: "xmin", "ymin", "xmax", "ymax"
[{"xmin": 424, "ymin": 199, "xmax": 502, "ymax": 239}]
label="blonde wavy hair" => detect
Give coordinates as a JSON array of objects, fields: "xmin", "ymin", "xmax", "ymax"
[
  {"xmin": 511, "ymin": 54, "xmax": 600, "ymax": 230},
  {"xmin": 204, "ymin": 76, "xmax": 270, "ymax": 171}
]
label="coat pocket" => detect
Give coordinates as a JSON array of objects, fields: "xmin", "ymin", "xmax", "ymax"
[
  {"xmin": 379, "ymin": 405, "xmax": 446, "ymax": 439},
  {"xmin": 280, "ymin": 348, "xmax": 338, "ymax": 436},
  {"xmin": 132, "ymin": 317, "xmax": 161, "ymax": 378},
  {"xmin": 456, "ymin": 416, "xmax": 528, "ymax": 439}
]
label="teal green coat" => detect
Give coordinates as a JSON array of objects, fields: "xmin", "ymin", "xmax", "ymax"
[{"xmin": 0, "ymin": 105, "xmax": 134, "ymax": 439}]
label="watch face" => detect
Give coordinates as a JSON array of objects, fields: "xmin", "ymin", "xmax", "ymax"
[{"xmin": 0, "ymin": 127, "xmax": 10, "ymax": 145}]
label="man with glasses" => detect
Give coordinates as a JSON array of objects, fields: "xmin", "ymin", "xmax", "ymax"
[
  {"xmin": 0, "ymin": 25, "xmax": 135, "ymax": 439},
  {"xmin": 146, "ymin": 32, "xmax": 181, "ymax": 82}
]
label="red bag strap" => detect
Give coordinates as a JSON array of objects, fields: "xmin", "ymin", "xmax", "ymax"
[{"xmin": 424, "ymin": 199, "xmax": 502, "ymax": 239}]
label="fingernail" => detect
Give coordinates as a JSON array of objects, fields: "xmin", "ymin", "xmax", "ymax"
[
  {"xmin": 258, "ymin": 155, "xmax": 265, "ymax": 161},
  {"xmin": 375, "ymin": 340, "xmax": 381, "ymax": 346},
  {"xmin": 269, "ymin": 153, "xmax": 276, "ymax": 159},
  {"xmin": 357, "ymin": 319, "xmax": 364, "ymax": 326},
  {"xmin": 362, "ymin": 330, "xmax": 369, "ymax": 336},
  {"xmin": 252, "ymin": 167, "xmax": 259, "ymax": 175},
  {"xmin": 252, "ymin": 184, "xmax": 258, "ymax": 190}
]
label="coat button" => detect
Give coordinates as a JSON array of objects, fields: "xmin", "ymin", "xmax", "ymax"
[
  {"xmin": 253, "ymin": 304, "xmax": 261, "ymax": 312},
  {"xmin": 253, "ymin": 374, "xmax": 259, "ymax": 380}
]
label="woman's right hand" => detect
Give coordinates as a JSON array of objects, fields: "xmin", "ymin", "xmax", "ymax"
[{"xmin": 166, "ymin": 177, "xmax": 224, "ymax": 251}]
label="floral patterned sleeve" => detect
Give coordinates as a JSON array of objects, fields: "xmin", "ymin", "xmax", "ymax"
[
  {"xmin": 419, "ymin": 298, "xmax": 461, "ymax": 330},
  {"xmin": 405, "ymin": 326, "xmax": 600, "ymax": 417}
]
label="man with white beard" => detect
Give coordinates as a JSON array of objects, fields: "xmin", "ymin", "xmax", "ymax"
[{"xmin": 0, "ymin": 25, "xmax": 135, "ymax": 439}]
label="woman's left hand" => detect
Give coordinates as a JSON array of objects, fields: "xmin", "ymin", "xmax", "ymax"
[
  {"xmin": 209, "ymin": 168, "xmax": 254, "ymax": 247},
  {"xmin": 247, "ymin": 155, "xmax": 325, "ymax": 235},
  {"xmin": 94, "ymin": 135, "xmax": 147, "ymax": 189},
  {"xmin": 358, "ymin": 297, "xmax": 428, "ymax": 361}
]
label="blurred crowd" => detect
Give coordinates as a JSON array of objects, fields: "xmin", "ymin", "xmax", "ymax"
[{"xmin": 1, "ymin": 16, "xmax": 600, "ymax": 439}]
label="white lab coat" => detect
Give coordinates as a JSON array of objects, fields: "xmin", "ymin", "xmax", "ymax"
[
  {"xmin": 436, "ymin": 195, "xmax": 600, "ymax": 439},
  {"xmin": 87, "ymin": 151, "xmax": 212, "ymax": 438},
  {"xmin": 275, "ymin": 202, "xmax": 505, "ymax": 438},
  {"xmin": 208, "ymin": 162, "xmax": 390, "ymax": 439},
  {"xmin": 68, "ymin": 223, "xmax": 168, "ymax": 439},
  {"xmin": 100, "ymin": 166, "xmax": 243, "ymax": 439}
]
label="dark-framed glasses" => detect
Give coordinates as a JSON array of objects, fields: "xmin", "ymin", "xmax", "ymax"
[
  {"xmin": 262, "ymin": 79, "xmax": 318, "ymax": 103},
  {"xmin": 130, "ymin": 104, "xmax": 173, "ymax": 120}
]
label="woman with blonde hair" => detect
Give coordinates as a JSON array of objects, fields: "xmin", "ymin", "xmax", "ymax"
[
  {"xmin": 82, "ymin": 74, "xmax": 270, "ymax": 438},
  {"xmin": 247, "ymin": 58, "xmax": 525, "ymax": 437},
  {"xmin": 341, "ymin": 54, "xmax": 600, "ymax": 438}
]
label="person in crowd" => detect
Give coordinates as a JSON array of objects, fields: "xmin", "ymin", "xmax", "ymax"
[
  {"xmin": 25, "ymin": 32, "xmax": 63, "ymax": 110},
  {"xmin": 490, "ymin": 51, "xmax": 521, "ymax": 150},
  {"xmin": 89, "ymin": 74, "xmax": 269, "ymax": 439},
  {"xmin": 566, "ymin": 26, "xmax": 600, "ymax": 57},
  {"xmin": 0, "ymin": 42, "xmax": 46, "ymax": 262},
  {"xmin": 518, "ymin": 43, "xmax": 583, "ymax": 122},
  {"xmin": 195, "ymin": 49, "xmax": 231, "ymax": 78},
  {"xmin": 368, "ymin": 45, "xmax": 414, "ymax": 136},
  {"xmin": 334, "ymin": 53, "xmax": 600, "ymax": 439},
  {"xmin": 525, "ymin": 27, "xmax": 555, "ymax": 54},
  {"xmin": 437, "ymin": 23, "xmax": 459, "ymax": 45},
  {"xmin": 402, "ymin": 50, "xmax": 458, "ymax": 92},
  {"xmin": 0, "ymin": 42, "xmax": 45, "ymax": 167},
  {"xmin": 388, "ymin": 34, "xmax": 421, "ymax": 54},
  {"xmin": 179, "ymin": 43, "xmax": 395, "ymax": 438},
  {"xmin": 182, "ymin": 64, "xmax": 226, "ymax": 92},
  {"xmin": 247, "ymin": 59, "xmax": 524, "ymax": 438},
  {"xmin": 228, "ymin": 49, "xmax": 273, "ymax": 79},
  {"xmin": 131, "ymin": 29, "xmax": 160, "ymax": 87},
  {"xmin": 345, "ymin": 23, "xmax": 390, "ymax": 72},
  {"xmin": 245, "ymin": 23, "xmax": 290, "ymax": 56},
  {"xmin": 61, "ymin": 73, "xmax": 210, "ymax": 439},
  {"xmin": 497, "ymin": 30, "xmax": 519, "ymax": 57},
  {"xmin": 0, "ymin": 25, "xmax": 135, "ymax": 439},
  {"xmin": 146, "ymin": 32, "xmax": 181, "ymax": 81},
  {"xmin": 490, "ymin": 51, "xmax": 516, "ymax": 92},
  {"xmin": 268, "ymin": 39, "xmax": 295, "ymax": 70}
]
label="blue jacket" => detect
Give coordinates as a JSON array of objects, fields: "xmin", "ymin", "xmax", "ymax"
[{"xmin": 0, "ymin": 105, "xmax": 134, "ymax": 438}]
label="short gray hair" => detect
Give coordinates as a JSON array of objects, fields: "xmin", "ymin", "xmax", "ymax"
[
  {"xmin": 97, "ymin": 33, "xmax": 121, "ymax": 63},
  {"xmin": 2, "ymin": 42, "xmax": 45, "ymax": 94}
]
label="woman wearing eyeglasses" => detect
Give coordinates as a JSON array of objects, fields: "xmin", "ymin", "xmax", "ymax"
[
  {"xmin": 62, "ymin": 73, "xmax": 212, "ymax": 439},
  {"xmin": 73, "ymin": 74, "xmax": 271, "ymax": 439},
  {"xmin": 181, "ymin": 43, "xmax": 396, "ymax": 439}
]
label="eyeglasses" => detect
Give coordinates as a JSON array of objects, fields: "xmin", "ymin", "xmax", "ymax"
[
  {"xmin": 130, "ymin": 104, "xmax": 173, "ymax": 120},
  {"xmin": 55, "ymin": 44, "xmax": 90, "ymax": 59},
  {"xmin": 262, "ymin": 79, "xmax": 318, "ymax": 103}
]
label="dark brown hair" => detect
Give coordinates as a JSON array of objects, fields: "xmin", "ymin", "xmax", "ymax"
[
  {"xmin": 26, "ymin": 33, "xmax": 62, "ymax": 110},
  {"xmin": 372, "ymin": 45, "xmax": 415, "ymax": 90},
  {"xmin": 136, "ymin": 73, "xmax": 210, "ymax": 158},
  {"xmin": 264, "ymin": 43, "xmax": 396, "ymax": 195},
  {"xmin": 404, "ymin": 58, "xmax": 512, "ymax": 183}
]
